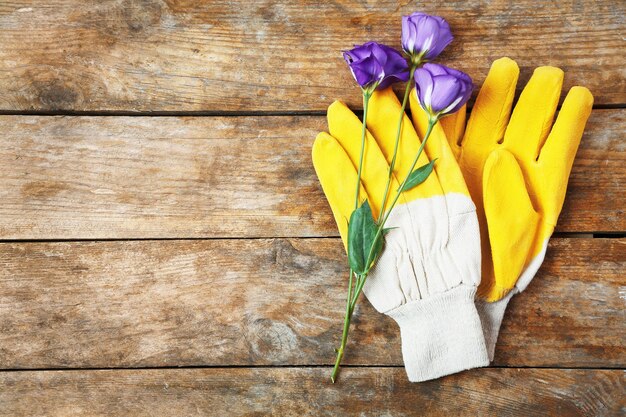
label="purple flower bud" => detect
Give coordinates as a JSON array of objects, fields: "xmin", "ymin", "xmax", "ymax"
[
  {"xmin": 413, "ymin": 63, "xmax": 473, "ymax": 117},
  {"xmin": 343, "ymin": 42, "xmax": 409, "ymax": 92},
  {"xmin": 401, "ymin": 13, "xmax": 453, "ymax": 61}
]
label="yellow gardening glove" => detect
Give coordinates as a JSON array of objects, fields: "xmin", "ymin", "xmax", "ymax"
[
  {"xmin": 312, "ymin": 88, "xmax": 488, "ymax": 381},
  {"xmin": 410, "ymin": 57, "xmax": 594, "ymax": 359}
]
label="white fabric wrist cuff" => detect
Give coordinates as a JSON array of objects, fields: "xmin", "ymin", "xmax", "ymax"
[
  {"xmin": 476, "ymin": 288, "xmax": 517, "ymax": 361},
  {"xmin": 386, "ymin": 284, "xmax": 489, "ymax": 382}
]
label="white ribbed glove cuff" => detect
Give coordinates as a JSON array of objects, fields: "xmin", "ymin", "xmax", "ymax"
[
  {"xmin": 475, "ymin": 289, "xmax": 517, "ymax": 361},
  {"xmin": 386, "ymin": 284, "xmax": 489, "ymax": 382}
]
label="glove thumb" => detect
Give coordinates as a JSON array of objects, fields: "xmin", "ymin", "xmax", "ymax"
[{"xmin": 480, "ymin": 149, "xmax": 541, "ymax": 301}]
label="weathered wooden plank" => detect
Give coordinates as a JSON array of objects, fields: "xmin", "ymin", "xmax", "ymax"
[
  {"xmin": 0, "ymin": 368, "xmax": 623, "ymax": 416},
  {"xmin": 0, "ymin": 238, "xmax": 622, "ymax": 369},
  {"xmin": 0, "ymin": 109, "xmax": 622, "ymax": 239},
  {"xmin": 0, "ymin": 1, "xmax": 623, "ymax": 111}
]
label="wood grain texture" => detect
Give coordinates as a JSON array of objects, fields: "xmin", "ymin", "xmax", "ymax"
[
  {"xmin": 0, "ymin": 0, "xmax": 623, "ymax": 111},
  {"xmin": 0, "ymin": 1, "xmax": 623, "ymax": 414},
  {"xmin": 0, "ymin": 368, "xmax": 624, "ymax": 416},
  {"xmin": 0, "ymin": 238, "xmax": 623, "ymax": 369},
  {"xmin": 0, "ymin": 109, "xmax": 623, "ymax": 239}
]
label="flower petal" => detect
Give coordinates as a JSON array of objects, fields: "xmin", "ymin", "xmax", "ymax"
[
  {"xmin": 402, "ymin": 13, "xmax": 453, "ymax": 60},
  {"xmin": 414, "ymin": 67, "xmax": 435, "ymax": 108},
  {"xmin": 429, "ymin": 75, "xmax": 462, "ymax": 113},
  {"xmin": 344, "ymin": 42, "xmax": 408, "ymax": 90}
]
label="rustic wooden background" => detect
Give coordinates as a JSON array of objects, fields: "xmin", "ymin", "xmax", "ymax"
[{"xmin": 0, "ymin": 1, "xmax": 624, "ymax": 415}]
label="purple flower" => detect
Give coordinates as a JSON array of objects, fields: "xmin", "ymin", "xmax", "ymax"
[
  {"xmin": 402, "ymin": 13, "xmax": 453, "ymax": 61},
  {"xmin": 413, "ymin": 63, "xmax": 473, "ymax": 117},
  {"xmin": 343, "ymin": 42, "xmax": 409, "ymax": 92}
]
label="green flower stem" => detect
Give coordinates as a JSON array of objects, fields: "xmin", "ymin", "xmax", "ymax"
[
  {"xmin": 333, "ymin": 90, "xmax": 373, "ymax": 383},
  {"xmin": 331, "ymin": 269, "xmax": 358, "ymax": 383},
  {"xmin": 350, "ymin": 271, "xmax": 367, "ymax": 306},
  {"xmin": 330, "ymin": 114, "xmax": 438, "ymax": 384},
  {"xmin": 377, "ymin": 67, "xmax": 416, "ymax": 223},
  {"xmin": 330, "ymin": 265, "xmax": 370, "ymax": 383},
  {"xmin": 354, "ymin": 92, "xmax": 372, "ymax": 210}
]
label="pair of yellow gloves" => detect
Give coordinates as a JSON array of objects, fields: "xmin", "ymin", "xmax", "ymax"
[{"xmin": 313, "ymin": 57, "xmax": 593, "ymax": 381}]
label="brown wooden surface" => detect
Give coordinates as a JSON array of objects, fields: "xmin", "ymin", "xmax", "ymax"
[
  {"xmin": 0, "ymin": 368, "xmax": 624, "ymax": 417},
  {"xmin": 1, "ymin": 108, "xmax": 623, "ymax": 239},
  {"xmin": 0, "ymin": 238, "xmax": 623, "ymax": 369},
  {"xmin": 1, "ymin": 1, "xmax": 624, "ymax": 415},
  {"xmin": 0, "ymin": 0, "xmax": 623, "ymax": 112}
]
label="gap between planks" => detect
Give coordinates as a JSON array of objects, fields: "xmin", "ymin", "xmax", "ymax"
[
  {"xmin": 0, "ymin": 232, "xmax": 623, "ymax": 243},
  {"xmin": 0, "ymin": 103, "xmax": 623, "ymax": 117},
  {"xmin": 1, "ymin": 364, "xmax": 625, "ymax": 373}
]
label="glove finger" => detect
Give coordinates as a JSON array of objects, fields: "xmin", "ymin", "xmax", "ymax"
[
  {"xmin": 503, "ymin": 66, "xmax": 563, "ymax": 162},
  {"xmin": 312, "ymin": 132, "xmax": 369, "ymax": 249},
  {"xmin": 463, "ymin": 57, "xmax": 519, "ymax": 151},
  {"xmin": 409, "ymin": 91, "xmax": 471, "ymax": 199},
  {"xmin": 366, "ymin": 88, "xmax": 442, "ymax": 203},
  {"xmin": 537, "ymin": 86, "xmax": 593, "ymax": 225},
  {"xmin": 327, "ymin": 100, "xmax": 404, "ymax": 215},
  {"xmin": 438, "ymin": 103, "xmax": 466, "ymax": 160},
  {"xmin": 479, "ymin": 149, "xmax": 540, "ymax": 302}
]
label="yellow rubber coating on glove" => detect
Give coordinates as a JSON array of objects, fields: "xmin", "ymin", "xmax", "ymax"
[
  {"xmin": 313, "ymin": 87, "xmax": 472, "ymax": 252},
  {"xmin": 312, "ymin": 132, "xmax": 368, "ymax": 249},
  {"xmin": 438, "ymin": 104, "xmax": 466, "ymax": 160},
  {"xmin": 363, "ymin": 88, "xmax": 443, "ymax": 202},
  {"xmin": 416, "ymin": 57, "xmax": 594, "ymax": 301},
  {"xmin": 325, "ymin": 100, "xmax": 407, "ymax": 217},
  {"xmin": 482, "ymin": 149, "xmax": 540, "ymax": 300},
  {"xmin": 327, "ymin": 95, "xmax": 442, "ymax": 206},
  {"xmin": 313, "ymin": 98, "xmax": 413, "ymax": 249}
]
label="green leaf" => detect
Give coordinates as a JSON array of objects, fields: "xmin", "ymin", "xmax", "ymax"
[
  {"xmin": 399, "ymin": 159, "xmax": 437, "ymax": 193},
  {"xmin": 347, "ymin": 200, "xmax": 384, "ymax": 275},
  {"xmin": 382, "ymin": 227, "xmax": 396, "ymax": 235}
]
